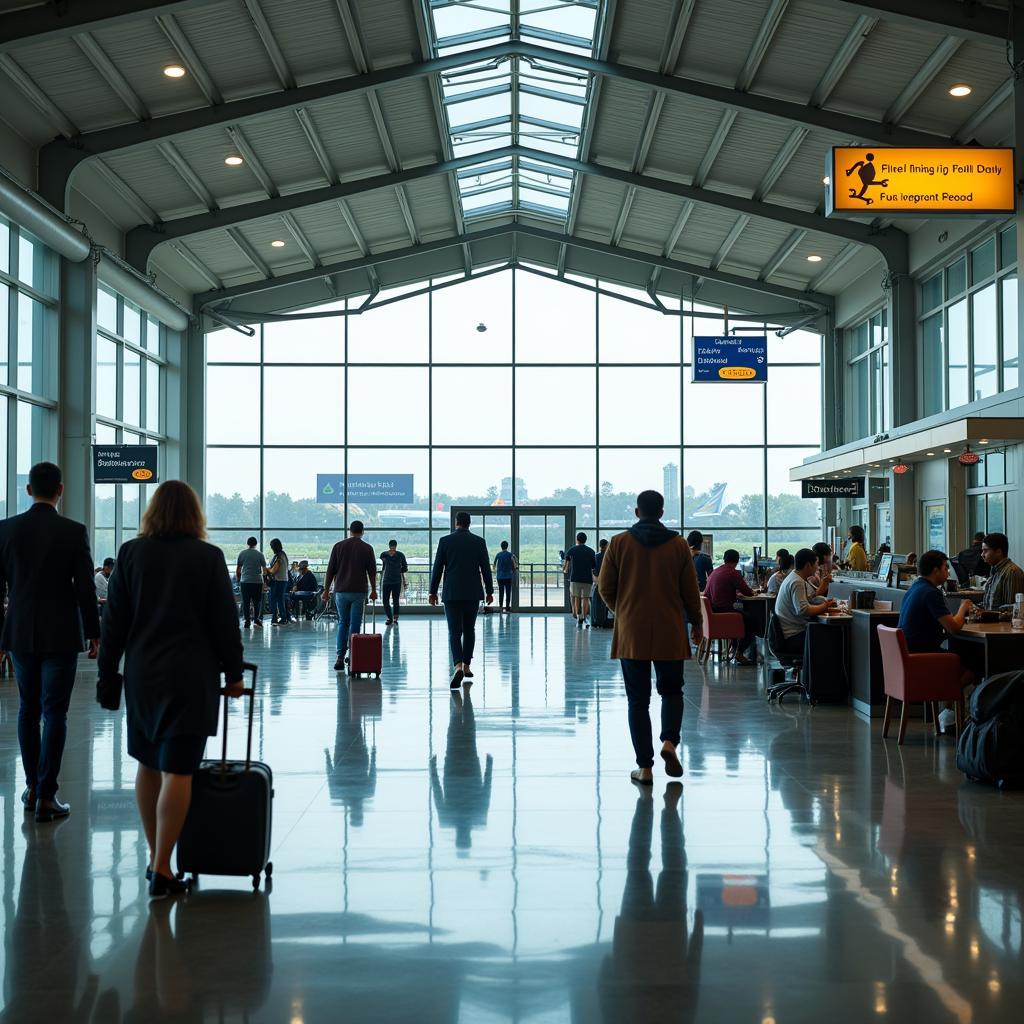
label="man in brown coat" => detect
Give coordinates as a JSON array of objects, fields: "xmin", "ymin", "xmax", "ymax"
[{"xmin": 598, "ymin": 490, "xmax": 703, "ymax": 785}]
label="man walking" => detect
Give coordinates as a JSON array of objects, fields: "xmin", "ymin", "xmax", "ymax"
[
  {"xmin": 236, "ymin": 536, "xmax": 267, "ymax": 628},
  {"xmin": 323, "ymin": 521, "xmax": 377, "ymax": 672},
  {"xmin": 564, "ymin": 531, "xmax": 598, "ymax": 628},
  {"xmin": 493, "ymin": 541, "xmax": 517, "ymax": 613},
  {"xmin": 429, "ymin": 512, "xmax": 493, "ymax": 689},
  {"xmin": 379, "ymin": 539, "xmax": 408, "ymax": 625},
  {"xmin": 598, "ymin": 490, "xmax": 702, "ymax": 785},
  {"xmin": 0, "ymin": 462, "xmax": 100, "ymax": 822}
]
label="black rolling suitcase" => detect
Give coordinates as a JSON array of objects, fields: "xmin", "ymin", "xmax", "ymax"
[
  {"xmin": 800, "ymin": 622, "xmax": 849, "ymax": 704},
  {"xmin": 590, "ymin": 584, "xmax": 612, "ymax": 628},
  {"xmin": 176, "ymin": 662, "xmax": 274, "ymax": 889}
]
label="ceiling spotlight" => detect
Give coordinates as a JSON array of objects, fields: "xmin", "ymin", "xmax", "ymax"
[
  {"xmin": 943, "ymin": 448, "xmax": 952, "ymax": 453},
  {"xmin": 225, "ymin": 155, "xmax": 244, "ymax": 166},
  {"xmin": 949, "ymin": 83, "xmax": 972, "ymax": 97},
  {"xmin": 271, "ymin": 240, "xmax": 286, "ymax": 248},
  {"xmin": 822, "ymin": 176, "xmax": 831, "ymax": 186},
  {"xmin": 927, "ymin": 451, "xmax": 935, "ymax": 456},
  {"xmin": 163, "ymin": 64, "xmax": 186, "ymax": 79},
  {"xmin": 979, "ymin": 438, "xmax": 989, "ymax": 444},
  {"xmin": 807, "ymin": 254, "xmax": 823, "ymax": 263}
]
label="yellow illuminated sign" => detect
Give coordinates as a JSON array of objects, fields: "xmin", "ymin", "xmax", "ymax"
[{"xmin": 828, "ymin": 147, "xmax": 1015, "ymax": 216}]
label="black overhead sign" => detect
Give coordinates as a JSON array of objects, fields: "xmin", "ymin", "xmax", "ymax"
[
  {"xmin": 93, "ymin": 445, "xmax": 159, "ymax": 484},
  {"xmin": 801, "ymin": 478, "xmax": 865, "ymax": 499}
]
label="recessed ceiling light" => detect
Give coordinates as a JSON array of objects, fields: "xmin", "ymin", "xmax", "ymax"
[
  {"xmin": 807, "ymin": 254, "xmax": 823, "ymax": 263},
  {"xmin": 979, "ymin": 438, "xmax": 989, "ymax": 444},
  {"xmin": 224, "ymin": 155, "xmax": 244, "ymax": 166},
  {"xmin": 943, "ymin": 448, "xmax": 951, "ymax": 453},
  {"xmin": 927, "ymin": 451, "xmax": 935, "ymax": 456},
  {"xmin": 271, "ymin": 239, "xmax": 286, "ymax": 248},
  {"xmin": 949, "ymin": 83, "xmax": 972, "ymax": 97},
  {"xmin": 822, "ymin": 176, "xmax": 831, "ymax": 186},
  {"xmin": 163, "ymin": 64, "xmax": 186, "ymax": 79}
]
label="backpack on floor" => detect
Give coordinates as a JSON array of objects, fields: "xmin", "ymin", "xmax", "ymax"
[
  {"xmin": 590, "ymin": 584, "xmax": 612, "ymax": 628},
  {"xmin": 956, "ymin": 671, "xmax": 1024, "ymax": 789}
]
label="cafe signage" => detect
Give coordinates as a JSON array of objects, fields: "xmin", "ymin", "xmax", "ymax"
[
  {"xmin": 93, "ymin": 445, "xmax": 158, "ymax": 484},
  {"xmin": 827, "ymin": 147, "xmax": 1015, "ymax": 217},
  {"xmin": 801, "ymin": 478, "xmax": 865, "ymax": 499},
  {"xmin": 692, "ymin": 335, "xmax": 767, "ymax": 383}
]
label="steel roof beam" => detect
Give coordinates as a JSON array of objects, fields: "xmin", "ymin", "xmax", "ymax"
[
  {"xmin": 94, "ymin": 159, "xmax": 158, "ymax": 225},
  {"xmin": 711, "ymin": 215, "xmax": 750, "ymax": 270},
  {"xmin": 125, "ymin": 144, "xmax": 908, "ymax": 271},
  {"xmin": 74, "ymin": 32, "xmax": 150, "ymax": 120},
  {"xmin": 662, "ymin": 202, "xmax": 694, "ymax": 257},
  {"xmin": 694, "ymin": 110, "xmax": 737, "ymax": 187},
  {"xmin": 155, "ymin": 14, "xmax": 222, "ymax": 105},
  {"xmin": 38, "ymin": 40, "xmax": 954, "ymax": 210},
  {"xmin": 280, "ymin": 211, "xmax": 320, "ymax": 268},
  {"xmin": 610, "ymin": 186, "xmax": 636, "ymax": 246},
  {"xmin": 736, "ymin": 0, "xmax": 789, "ymax": 92},
  {"xmin": 337, "ymin": 199, "xmax": 369, "ymax": 256},
  {"xmin": 171, "ymin": 240, "xmax": 223, "ymax": 290},
  {"xmin": 225, "ymin": 124, "xmax": 279, "ymax": 198},
  {"xmin": 825, "ymin": 1, "xmax": 1006, "ymax": 42},
  {"xmin": 226, "ymin": 226, "xmax": 272, "ymax": 279},
  {"xmin": 759, "ymin": 228, "xmax": 806, "ymax": 281},
  {"xmin": 955, "ymin": 78, "xmax": 1012, "ymax": 142},
  {"xmin": 0, "ymin": 54, "xmax": 77, "ymax": 137},
  {"xmin": 158, "ymin": 140, "xmax": 217, "ymax": 210},
  {"xmin": 753, "ymin": 126, "xmax": 808, "ymax": 201},
  {"xmin": 295, "ymin": 107, "xmax": 338, "ymax": 184},
  {"xmin": 883, "ymin": 35, "xmax": 963, "ymax": 125},
  {"xmin": 810, "ymin": 15, "xmax": 877, "ymax": 108},
  {"xmin": 242, "ymin": 0, "xmax": 295, "ymax": 91},
  {"xmin": 809, "ymin": 241, "xmax": 861, "ymax": 290}
]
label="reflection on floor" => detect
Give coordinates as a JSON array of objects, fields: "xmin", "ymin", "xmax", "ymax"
[{"xmin": 1, "ymin": 614, "xmax": 1021, "ymax": 1022}]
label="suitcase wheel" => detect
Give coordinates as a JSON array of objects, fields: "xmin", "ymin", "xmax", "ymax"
[
  {"xmin": 265, "ymin": 861, "xmax": 273, "ymax": 878},
  {"xmin": 252, "ymin": 874, "xmax": 260, "ymax": 890}
]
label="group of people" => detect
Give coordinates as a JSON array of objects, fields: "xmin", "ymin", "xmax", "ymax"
[{"xmin": 235, "ymin": 537, "xmax": 319, "ymax": 627}]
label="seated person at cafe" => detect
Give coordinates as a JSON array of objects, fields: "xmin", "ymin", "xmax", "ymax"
[
  {"xmin": 845, "ymin": 525, "xmax": 869, "ymax": 571},
  {"xmin": 774, "ymin": 548, "xmax": 836, "ymax": 657},
  {"xmin": 705, "ymin": 549, "xmax": 756, "ymax": 664},
  {"xmin": 957, "ymin": 532, "xmax": 989, "ymax": 580},
  {"xmin": 897, "ymin": 549, "xmax": 974, "ymax": 733},
  {"xmin": 289, "ymin": 560, "xmax": 320, "ymax": 619},
  {"xmin": 687, "ymin": 531, "xmax": 714, "ymax": 591},
  {"xmin": 809, "ymin": 542, "xmax": 833, "ymax": 597},
  {"xmin": 980, "ymin": 532, "xmax": 1024, "ymax": 610},
  {"xmin": 767, "ymin": 551, "xmax": 794, "ymax": 595}
]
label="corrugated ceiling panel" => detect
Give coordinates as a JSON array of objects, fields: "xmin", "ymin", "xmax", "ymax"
[
  {"xmin": 152, "ymin": 246, "xmax": 216, "ymax": 295},
  {"xmin": 235, "ymin": 218, "xmax": 317, "ymax": 275},
  {"xmin": 174, "ymin": 1, "xmax": 282, "ymax": 102},
  {"xmin": 574, "ymin": 175, "xmax": 632, "ymax": 238},
  {"xmin": 357, "ymin": 0, "xmax": 422, "ymax": 69},
  {"xmin": 375, "ymin": 79, "xmax": 444, "ymax": 167},
  {"xmin": 303, "ymin": 97, "xmax": 391, "ymax": 178},
  {"xmin": 402, "ymin": 175, "xmax": 458, "ymax": 238},
  {"xmin": 605, "ymin": 0, "xmax": 676, "ymax": 69},
  {"xmin": 753, "ymin": 1, "xmax": 860, "ymax": 103},
  {"xmin": 290, "ymin": 204, "xmax": 360, "ymax": 260},
  {"xmin": 672, "ymin": 205, "xmax": 736, "ymax": 263},
  {"xmin": 102, "ymin": 146, "xmax": 208, "ymax": 217},
  {"xmin": 642, "ymin": 94, "xmax": 724, "ymax": 181},
  {"xmin": 826, "ymin": 19, "xmax": 946, "ymax": 121},
  {"xmin": 703, "ymin": 113, "xmax": 795, "ymax": 197},
  {"xmin": 0, "ymin": 74, "xmax": 52, "ymax": 143},
  {"xmin": 345, "ymin": 189, "xmax": 412, "ymax": 247},
  {"xmin": 770, "ymin": 232, "xmax": 849, "ymax": 285},
  {"xmin": 188, "ymin": 230, "xmax": 257, "ymax": 279},
  {"xmin": 618, "ymin": 189, "xmax": 685, "ymax": 252},
  {"xmin": 258, "ymin": 0, "xmax": 358, "ymax": 84},
  {"xmin": 235, "ymin": 109, "xmax": 327, "ymax": 193},
  {"xmin": 676, "ymin": 0, "xmax": 770, "ymax": 88},
  {"xmin": 88, "ymin": 19, "xmax": 210, "ymax": 119},
  {"xmin": 167, "ymin": 127, "xmax": 276, "ymax": 208},
  {"xmin": 768, "ymin": 129, "xmax": 845, "ymax": 209},
  {"xmin": 717, "ymin": 218, "xmax": 792, "ymax": 276},
  {"xmin": 589, "ymin": 78, "xmax": 653, "ymax": 168}
]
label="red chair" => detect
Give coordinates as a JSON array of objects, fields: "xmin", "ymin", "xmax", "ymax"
[
  {"xmin": 877, "ymin": 625, "xmax": 966, "ymax": 745},
  {"xmin": 698, "ymin": 595, "xmax": 747, "ymax": 664}
]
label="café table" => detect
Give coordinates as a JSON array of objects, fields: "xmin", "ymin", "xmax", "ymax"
[
  {"xmin": 739, "ymin": 594, "xmax": 775, "ymax": 662},
  {"xmin": 956, "ymin": 622, "xmax": 1024, "ymax": 677}
]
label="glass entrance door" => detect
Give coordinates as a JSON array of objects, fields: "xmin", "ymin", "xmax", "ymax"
[{"xmin": 450, "ymin": 506, "xmax": 576, "ymax": 612}]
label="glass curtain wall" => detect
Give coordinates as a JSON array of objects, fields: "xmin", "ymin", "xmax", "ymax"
[
  {"xmin": 0, "ymin": 215, "xmax": 59, "ymax": 519},
  {"xmin": 205, "ymin": 269, "xmax": 822, "ymax": 593},
  {"xmin": 93, "ymin": 283, "xmax": 165, "ymax": 562},
  {"xmin": 846, "ymin": 308, "xmax": 889, "ymax": 441}
]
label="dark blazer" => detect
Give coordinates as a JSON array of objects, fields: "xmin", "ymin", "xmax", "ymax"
[
  {"xmin": 0, "ymin": 503, "xmax": 100, "ymax": 654},
  {"xmin": 430, "ymin": 529, "xmax": 493, "ymax": 603},
  {"xmin": 98, "ymin": 537, "xmax": 244, "ymax": 741}
]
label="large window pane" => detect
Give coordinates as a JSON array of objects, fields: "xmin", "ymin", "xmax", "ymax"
[
  {"xmin": 684, "ymin": 377, "xmax": 764, "ymax": 445},
  {"xmin": 599, "ymin": 294, "xmax": 679, "ymax": 363},
  {"xmin": 767, "ymin": 449, "xmax": 821, "ymax": 529},
  {"xmin": 599, "ymin": 449, "xmax": 681, "ymax": 526},
  {"xmin": 0, "ymin": 396, "xmax": 5, "ymax": 518},
  {"xmin": 207, "ymin": 326, "xmax": 260, "ymax": 362},
  {"xmin": 18, "ymin": 231, "xmax": 53, "ymax": 295},
  {"xmin": 515, "ymin": 366, "xmax": 595, "ymax": 444},
  {"xmin": 515, "ymin": 448, "xmax": 596, "ymax": 525},
  {"xmin": 98, "ymin": 285, "xmax": 117, "ymax": 333},
  {"xmin": 145, "ymin": 315, "xmax": 161, "ymax": 355},
  {"xmin": 263, "ymin": 448, "xmax": 344, "ymax": 529},
  {"xmin": 122, "ymin": 344, "xmax": 141, "ymax": 426},
  {"xmin": 1002, "ymin": 275, "xmax": 1018, "ymax": 391},
  {"xmin": 683, "ymin": 448, "xmax": 764, "ymax": 529},
  {"xmin": 432, "ymin": 272, "xmax": 512, "ymax": 363},
  {"xmin": 768, "ymin": 328, "xmax": 820, "ymax": 364},
  {"xmin": 921, "ymin": 313, "xmax": 944, "ymax": 416},
  {"xmin": 433, "ymin": 366, "xmax": 511, "ymax": 444},
  {"xmin": 515, "ymin": 271, "xmax": 595, "ymax": 362},
  {"xmin": 947, "ymin": 300, "xmax": 968, "ymax": 409},
  {"xmin": 987, "ymin": 492, "xmax": 1006, "ymax": 534},
  {"xmin": 348, "ymin": 367, "xmax": 427, "ymax": 444},
  {"xmin": 123, "ymin": 301, "xmax": 142, "ymax": 345},
  {"xmin": 206, "ymin": 365, "xmax": 260, "ymax": 444},
  {"xmin": 431, "ymin": 448, "xmax": 512, "ymax": 507},
  {"xmin": 971, "ymin": 238, "xmax": 996, "ymax": 283},
  {"xmin": 349, "ymin": 294, "xmax": 426, "ymax": 363},
  {"xmin": 206, "ymin": 448, "xmax": 261, "ymax": 527},
  {"xmin": 263, "ymin": 304, "xmax": 345, "ymax": 362},
  {"xmin": 146, "ymin": 359, "xmax": 160, "ymax": 432},
  {"xmin": 767, "ymin": 366, "xmax": 821, "ymax": 445},
  {"xmin": 208, "ymin": 530, "xmax": 261, "ymax": 563},
  {"xmin": 263, "ymin": 366, "xmax": 343, "ymax": 445},
  {"xmin": 96, "ymin": 336, "xmax": 117, "ymax": 420},
  {"xmin": 17, "ymin": 293, "xmax": 47, "ymax": 395},
  {"xmin": 972, "ymin": 283, "xmax": 998, "ymax": 401},
  {"xmin": 599, "ymin": 367, "xmax": 680, "ymax": 444},
  {"xmin": 346, "ymin": 448, "xmax": 430, "ymax": 520},
  {"xmin": 16, "ymin": 402, "xmax": 49, "ymax": 513},
  {"xmin": 0, "ymin": 282, "xmax": 8, "ymax": 386},
  {"xmin": 850, "ymin": 357, "xmax": 868, "ymax": 439}
]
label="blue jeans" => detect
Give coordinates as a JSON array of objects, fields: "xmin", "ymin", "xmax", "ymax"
[
  {"xmin": 620, "ymin": 658, "xmax": 684, "ymax": 769},
  {"xmin": 269, "ymin": 579, "xmax": 290, "ymax": 621},
  {"xmin": 334, "ymin": 592, "xmax": 365, "ymax": 656},
  {"xmin": 11, "ymin": 652, "xmax": 79, "ymax": 799}
]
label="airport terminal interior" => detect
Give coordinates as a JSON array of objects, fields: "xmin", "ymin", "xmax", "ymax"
[{"xmin": 1, "ymin": 0, "xmax": 1024, "ymax": 1021}]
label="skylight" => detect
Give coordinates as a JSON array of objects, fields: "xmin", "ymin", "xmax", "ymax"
[{"xmin": 427, "ymin": 1, "xmax": 602, "ymax": 224}]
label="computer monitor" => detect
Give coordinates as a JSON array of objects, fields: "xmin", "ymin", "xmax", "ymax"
[{"xmin": 876, "ymin": 553, "xmax": 893, "ymax": 583}]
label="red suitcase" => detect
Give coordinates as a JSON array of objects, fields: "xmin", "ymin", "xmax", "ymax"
[{"xmin": 349, "ymin": 601, "xmax": 382, "ymax": 678}]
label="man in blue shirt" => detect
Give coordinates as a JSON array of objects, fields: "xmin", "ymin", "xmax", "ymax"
[
  {"xmin": 686, "ymin": 531, "xmax": 713, "ymax": 590},
  {"xmin": 563, "ymin": 532, "xmax": 598, "ymax": 629},
  {"xmin": 493, "ymin": 541, "xmax": 517, "ymax": 613}
]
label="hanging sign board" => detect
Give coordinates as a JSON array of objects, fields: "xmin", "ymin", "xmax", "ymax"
[
  {"xmin": 316, "ymin": 474, "xmax": 414, "ymax": 504},
  {"xmin": 827, "ymin": 147, "xmax": 1015, "ymax": 217},
  {"xmin": 692, "ymin": 335, "xmax": 767, "ymax": 382},
  {"xmin": 801, "ymin": 478, "xmax": 865, "ymax": 499},
  {"xmin": 93, "ymin": 445, "xmax": 158, "ymax": 484}
]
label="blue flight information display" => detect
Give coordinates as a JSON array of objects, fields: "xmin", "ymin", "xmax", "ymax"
[
  {"xmin": 316, "ymin": 474, "xmax": 414, "ymax": 504},
  {"xmin": 692, "ymin": 335, "xmax": 767, "ymax": 383}
]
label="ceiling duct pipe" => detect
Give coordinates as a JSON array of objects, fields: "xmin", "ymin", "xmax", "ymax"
[
  {"xmin": 0, "ymin": 165, "xmax": 90, "ymax": 262},
  {"xmin": 98, "ymin": 252, "xmax": 189, "ymax": 331}
]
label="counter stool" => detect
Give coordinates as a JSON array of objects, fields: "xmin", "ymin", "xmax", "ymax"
[{"xmin": 766, "ymin": 613, "xmax": 803, "ymax": 703}]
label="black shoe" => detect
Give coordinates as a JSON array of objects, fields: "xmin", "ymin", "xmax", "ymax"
[
  {"xmin": 244, "ymin": 621, "xmax": 251, "ymax": 628},
  {"xmin": 463, "ymin": 667, "xmax": 474, "ymax": 679},
  {"xmin": 450, "ymin": 668, "xmax": 464, "ymax": 689},
  {"xmin": 146, "ymin": 867, "xmax": 153, "ymax": 882},
  {"xmin": 35, "ymin": 798, "xmax": 71, "ymax": 823},
  {"xmin": 334, "ymin": 657, "xmax": 345, "ymax": 671},
  {"xmin": 21, "ymin": 787, "xmax": 36, "ymax": 811},
  {"xmin": 385, "ymin": 618, "xmax": 393, "ymax": 625},
  {"xmin": 149, "ymin": 872, "xmax": 190, "ymax": 900}
]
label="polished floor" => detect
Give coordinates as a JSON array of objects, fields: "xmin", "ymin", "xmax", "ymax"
[{"xmin": 0, "ymin": 613, "xmax": 1021, "ymax": 1023}]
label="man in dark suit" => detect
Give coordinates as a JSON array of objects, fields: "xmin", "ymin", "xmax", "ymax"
[
  {"xmin": 0, "ymin": 462, "xmax": 100, "ymax": 821},
  {"xmin": 429, "ymin": 512, "xmax": 494, "ymax": 689}
]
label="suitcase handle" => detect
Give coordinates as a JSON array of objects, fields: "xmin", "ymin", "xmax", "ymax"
[{"xmin": 220, "ymin": 661, "xmax": 258, "ymax": 770}]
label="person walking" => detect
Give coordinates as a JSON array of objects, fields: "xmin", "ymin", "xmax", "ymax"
[
  {"xmin": 379, "ymin": 539, "xmax": 408, "ymax": 625},
  {"xmin": 0, "ymin": 462, "xmax": 101, "ymax": 822},
  {"xmin": 598, "ymin": 490, "xmax": 702, "ymax": 785},
  {"xmin": 429, "ymin": 511, "xmax": 493, "ymax": 689},
  {"xmin": 493, "ymin": 541, "xmax": 518, "ymax": 613},
  {"xmin": 564, "ymin": 531, "xmax": 598, "ymax": 628},
  {"xmin": 236, "ymin": 536, "xmax": 267, "ymax": 629},
  {"xmin": 266, "ymin": 538, "xmax": 291, "ymax": 624},
  {"xmin": 97, "ymin": 481, "xmax": 244, "ymax": 899},
  {"xmin": 323, "ymin": 521, "xmax": 377, "ymax": 672}
]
